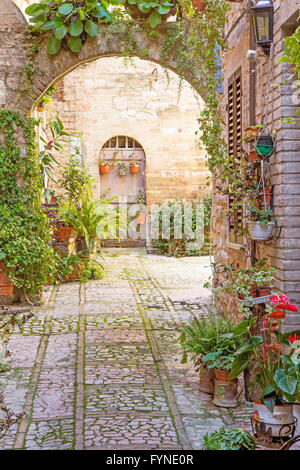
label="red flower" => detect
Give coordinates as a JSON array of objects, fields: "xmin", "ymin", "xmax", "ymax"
[
  {"xmin": 266, "ymin": 310, "xmax": 286, "ymax": 319},
  {"xmin": 48, "ymin": 140, "xmax": 53, "ymax": 150},
  {"xmin": 259, "ymin": 353, "xmax": 269, "ymax": 362},
  {"xmin": 270, "ymin": 295, "xmax": 290, "ymax": 304},
  {"xmin": 288, "ymin": 334, "xmax": 300, "ymax": 343},
  {"xmin": 276, "ymin": 303, "xmax": 298, "ymax": 312}
]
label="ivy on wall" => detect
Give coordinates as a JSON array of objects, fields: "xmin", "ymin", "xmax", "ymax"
[{"xmin": 0, "ymin": 110, "xmax": 56, "ymax": 293}]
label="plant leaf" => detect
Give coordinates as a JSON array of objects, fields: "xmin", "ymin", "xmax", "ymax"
[
  {"xmin": 228, "ymin": 353, "xmax": 250, "ymax": 380},
  {"xmin": 68, "ymin": 36, "xmax": 82, "ymax": 53},
  {"xmin": 58, "ymin": 3, "xmax": 74, "ymax": 15},
  {"xmin": 274, "ymin": 369, "xmax": 297, "ymax": 395},
  {"xmin": 55, "ymin": 25, "xmax": 68, "ymax": 40},
  {"xmin": 84, "ymin": 20, "xmax": 99, "ymax": 37},
  {"xmin": 47, "ymin": 34, "xmax": 62, "ymax": 55},
  {"xmin": 148, "ymin": 10, "xmax": 162, "ymax": 28},
  {"xmin": 69, "ymin": 20, "xmax": 84, "ymax": 37}
]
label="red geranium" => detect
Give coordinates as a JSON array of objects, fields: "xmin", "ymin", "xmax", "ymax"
[
  {"xmin": 266, "ymin": 310, "xmax": 286, "ymax": 319},
  {"xmin": 270, "ymin": 295, "xmax": 290, "ymax": 304},
  {"xmin": 276, "ymin": 303, "xmax": 298, "ymax": 312},
  {"xmin": 288, "ymin": 334, "xmax": 300, "ymax": 343}
]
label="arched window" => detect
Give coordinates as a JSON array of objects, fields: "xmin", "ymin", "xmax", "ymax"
[{"xmin": 103, "ymin": 136, "xmax": 143, "ymax": 150}]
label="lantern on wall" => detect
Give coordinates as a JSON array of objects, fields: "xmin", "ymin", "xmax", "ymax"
[{"xmin": 251, "ymin": 0, "xmax": 274, "ymax": 54}]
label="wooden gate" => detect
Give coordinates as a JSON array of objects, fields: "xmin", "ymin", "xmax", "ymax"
[{"xmin": 99, "ymin": 136, "xmax": 146, "ymax": 247}]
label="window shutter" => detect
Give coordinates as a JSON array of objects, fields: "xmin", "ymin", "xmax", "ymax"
[{"xmin": 228, "ymin": 71, "xmax": 243, "ymax": 244}]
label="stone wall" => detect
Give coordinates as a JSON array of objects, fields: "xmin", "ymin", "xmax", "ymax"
[
  {"xmin": 215, "ymin": 0, "xmax": 300, "ymax": 328},
  {"xmin": 45, "ymin": 57, "xmax": 210, "ymax": 205}
]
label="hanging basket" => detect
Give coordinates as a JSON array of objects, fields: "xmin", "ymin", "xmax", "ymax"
[
  {"xmin": 255, "ymin": 135, "xmax": 275, "ymax": 158},
  {"xmin": 248, "ymin": 221, "xmax": 275, "ymax": 241}
]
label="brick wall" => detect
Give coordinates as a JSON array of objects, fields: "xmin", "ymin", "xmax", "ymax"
[{"xmin": 215, "ymin": 0, "xmax": 300, "ymax": 329}]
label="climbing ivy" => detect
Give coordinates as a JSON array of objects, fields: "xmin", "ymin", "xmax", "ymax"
[{"xmin": 0, "ymin": 110, "xmax": 56, "ymax": 294}]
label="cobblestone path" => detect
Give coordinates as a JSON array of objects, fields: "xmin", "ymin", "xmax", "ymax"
[{"xmin": 0, "ymin": 249, "xmax": 256, "ymax": 450}]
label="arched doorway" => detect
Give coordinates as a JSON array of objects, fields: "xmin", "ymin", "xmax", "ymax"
[{"xmin": 100, "ymin": 135, "xmax": 146, "ymax": 247}]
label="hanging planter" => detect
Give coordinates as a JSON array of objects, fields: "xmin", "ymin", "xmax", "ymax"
[
  {"xmin": 199, "ymin": 363, "xmax": 215, "ymax": 395},
  {"xmin": 248, "ymin": 149, "xmax": 262, "ymax": 163},
  {"xmin": 248, "ymin": 221, "xmax": 275, "ymax": 241},
  {"xmin": 212, "ymin": 369, "xmax": 239, "ymax": 408},
  {"xmin": 258, "ymin": 186, "xmax": 272, "ymax": 205},
  {"xmin": 99, "ymin": 164, "xmax": 110, "ymax": 175},
  {"xmin": 130, "ymin": 163, "xmax": 140, "ymax": 174},
  {"xmin": 0, "ymin": 261, "xmax": 14, "ymax": 297},
  {"xmin": 244, "ymin": 126, "xmax": 260, "ymax": 141},
  {"xmin": 117, "ymin": 161, "xmax": 129, "ymax": 176},
  {"xmin": 255, "ymin": 135, "xmax": 275, "ymax": 158},
  {"xmin": 238, "ymin": 284, "xmax": 257, "ymax": 300},
  {"xmin": 252, "ymin": 402, "xmax": 296, "ymax": 444}
]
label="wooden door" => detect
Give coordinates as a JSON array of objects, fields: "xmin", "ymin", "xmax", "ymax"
[{"xmin": 99, "ymin": 136, "xmax": 146, "ymax": 246}]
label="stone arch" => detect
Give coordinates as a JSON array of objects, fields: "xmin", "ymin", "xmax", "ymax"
[{"xmin": 0, "ymin": 1, "xmax": 206, "ymax": 114}]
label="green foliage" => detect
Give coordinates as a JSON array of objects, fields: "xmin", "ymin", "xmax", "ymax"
[
  {"xmin": 26, "ymin": 0, "xmax": 113, "ymax": 55},
  {"xmin": 201, "ymin": 427, "xmax": 257, "ymax": 450},
  {"xmin": 58, "ymin": 153, "xmax": 93, "ymax": 204},
  {"xmin": 126, "ymin": 0, "xmax": 174, "ymax": 28},
  {"xmin": 53, "ymin": 254, "xmax": 104, "ymax": 283},
  {"xmin": 0, "ymin": 110, "xmax": 56, "ymax": 293},
  {"xmin": 179, "ymin": 312, "xmax": 245, "ymax": 371},
  {"xmin": 246, "ymin": 204, "xmax": 275, "ymax": 225},
  {"xmin": 153, "ymin": 199, "xmax": 210, "ymax": 257}
]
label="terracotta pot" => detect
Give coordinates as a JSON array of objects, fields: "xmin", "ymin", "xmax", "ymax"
[
  {"xmin": 0, "ymin": 261, "xmax": 14, "ymax": 296},
  {"xmin": 199, "ymin": 363, "xmax": 214, "ymax": 395},
  {"xmin": 252, "ymin": 402, "xmax": 295, "ymax": 439},
  {"xmin": 238, "ymin": 285, "xmax": 257, "ymax": 300},
  {"xmin": 258, "ymin": 187, "xmax": 272, "ymax": 205},
  {"xmin": 244, "ymin": 126, "xmax": 260, "ymax": 141},
  {"xmin": 130, "ymin": 164, "xmax": 140, "ymax": 174},
  {"xmin": 248, "ymin": 149, "xmax": 262, "ymax": 163},
  {"xmin": 191, "ymin": 0, "xmax": 206, "ymax": 11},
  {"xmin": 99, "ymin": 165, "xmax": 110, "ymax": 175},
  {"xmin": 257, "ymin": 287, "xmax": 271, "ymax": 297},
  {"xmin": 0, "ymin": 284, "xmax": 14, "ymax": 296},
  {"xmin": 55, "ymin": 226, "xmax": 74, "ymax": 243},
  {"xmin": 68, "ymin": 262, "xmax": 84, "ymax": 282},
  {"xmin": 213, "ymin": 369, "xmax": 239, "ymax": 408}
]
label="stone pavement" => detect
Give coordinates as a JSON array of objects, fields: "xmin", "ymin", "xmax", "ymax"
[{"xmin": 0, "ymin": 248, "xmax": 277, "ymax": 450}]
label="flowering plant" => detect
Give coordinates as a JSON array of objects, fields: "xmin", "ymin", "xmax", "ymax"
[{"xmin": 229, "ymin": 295, "xmax": 300, "ymax": 411}]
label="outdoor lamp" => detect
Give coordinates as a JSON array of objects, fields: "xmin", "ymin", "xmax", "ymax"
[{"xmin": 251, "ymin": 0, "xmax": 274, "ymax": 54}]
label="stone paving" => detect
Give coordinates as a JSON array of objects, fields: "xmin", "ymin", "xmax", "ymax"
[{"xmin": 0, "ymin": 248, "xmax": 297, "ymax": 450}]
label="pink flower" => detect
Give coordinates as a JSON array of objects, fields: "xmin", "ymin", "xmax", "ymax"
[{"xmin": 270, "ymin": 295, "xmax": 290, "ymax": 304}]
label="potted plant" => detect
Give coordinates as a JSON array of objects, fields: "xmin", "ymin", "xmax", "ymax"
[
  {"xmin": 125, "ymin": 0, "xmax": 177, "ymax": 28},
  {"xmin": 0, "ymin": 253, "xmax": 14, "ymax": 297},
  {"xmin": 129, "ymin": 153, "xmax": 140, "ymax": 174},
  {"xmin": 246, "ymin": 204, "xmax": 276, "ymax": 241},
  {"xmin": 244, "ymin": 125, "xmax": 262, "ymax": 142},
  {"xmin": 201, "ymin": 426, "xmax": 257, "ymax": 450},
  {"xmin": 229, "ymin": 298, "xmax": 300, "ymax": 444},
  {"xmin": 117, "ymin": 161, "xmax": 129, "ymax": 176},
  {"xmin": 179, "ymin": 312, "xmax": 227, "ymax": 395},
  {"xmin": 99, "ymin": 159, "xmax": 112, "ymax": 175}
]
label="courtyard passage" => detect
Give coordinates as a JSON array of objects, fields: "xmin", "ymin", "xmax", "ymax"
[{"xmin": 0, "ymin": 249, "xmax": 253, "ymax": 450}]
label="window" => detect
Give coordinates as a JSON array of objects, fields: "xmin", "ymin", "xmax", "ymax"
[
  {"xmin": 228, "ymin": 70, "xmax": 243, "ymax": 245},
  {"xmin": 104, "ymin": 136, "xmax": 142, "ymax": 150}
]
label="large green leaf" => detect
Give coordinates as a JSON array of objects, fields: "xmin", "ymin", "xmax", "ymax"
[
  {"xmin": 58, "ymin": 3, "xmax": 74, "ymax": 15},
  {"xmin": 261, "ymin": 384, "xmax": 275, "ymax": 398},
  {"xmin": 263, "ymin": 394, "xmax": 276, "ymax": 413},
  {"xmin": 234, "ymin": 336, "xmax": 263, "ymax": 356},
  {"xmin": 40, "ymin": 20, "xmax": 55, "ymax": 31},
  {"xmin": 84, "ymin": 20, "xmax": 99, "ymax": 37},
  {"xmin": 53, "ymin": 16, "xmax": 64, "ymax": 27},
  {"xmin": 55, "ymin": 25, "xmax": 68, "ymax": 40},
  {"xmin": 232, "ymin": 320, "xmax": 248, "ymax": 337},
  {"xmin": 47, "ymin": 34, "xmax": 62, "ymax": 55},
  {"xmin": 157, "ymin": 4, "xmax": 172, "ymax": 14},
  {"xmin": 274, "ymin": 369, "xmax": 297, "ymax": 395},
  {"xmin": 149, "ymin": 10, "xmax": 162, "ymax": 28},
  {"xmin": 25, "ymin": 3, "xmax": 48, "ymax": 16},
  {"xmin": 228, "ymin": 353, "xmax": 250, "ymax": 380},
  {"xmin": 69, "ymin": 20, "xmax": 84, "ymax": 37},
  {"xmin": 93, "ymin": 5, "xmax": 111, "ymax": 19},
  {"xmin": 68, "ymin": 36, "xmax": 82, "ymax": 53}
]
